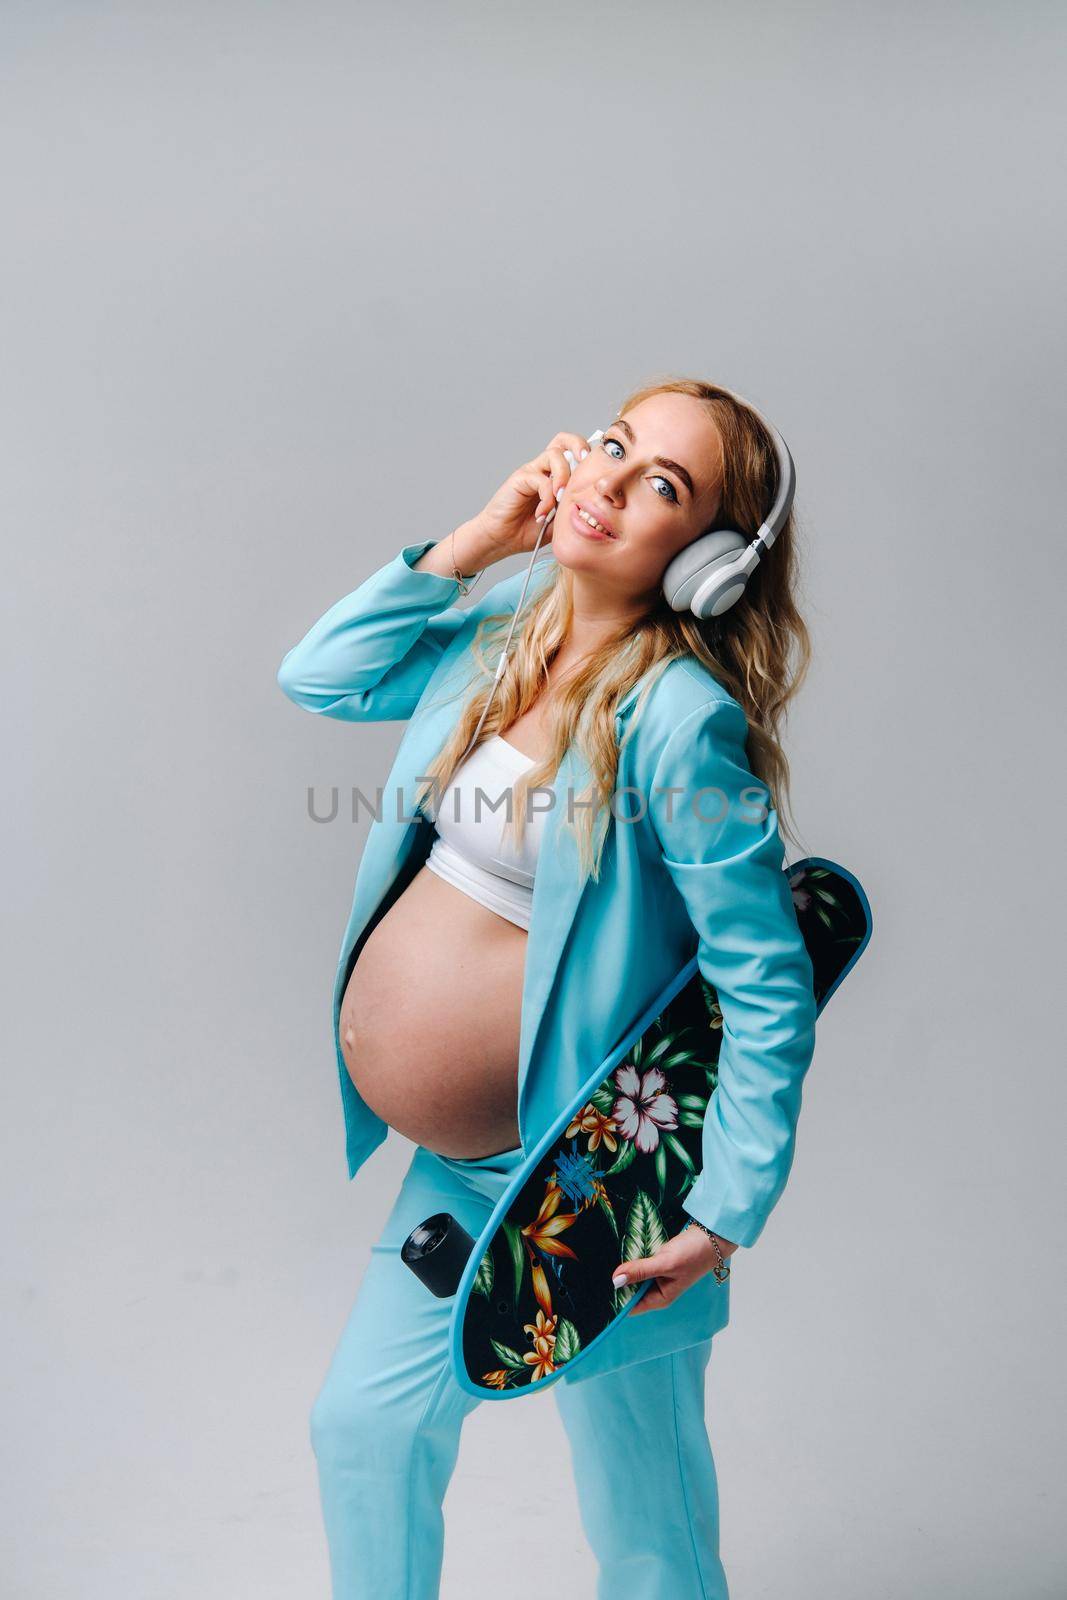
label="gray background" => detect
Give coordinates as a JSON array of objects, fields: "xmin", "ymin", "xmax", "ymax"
[{"xmin": 4, "ymin": 4, "xmax": 1064, "ymax": 1596}]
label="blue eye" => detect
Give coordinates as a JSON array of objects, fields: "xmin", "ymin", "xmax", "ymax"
[{"xmin": 601, "ymin": 434, "xmax": 679, "ymax": 504}]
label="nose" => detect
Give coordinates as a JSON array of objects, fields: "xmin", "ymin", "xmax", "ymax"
[{"xmin": 596, "ymin": 465, "xmax": 625, "ymax": 504}]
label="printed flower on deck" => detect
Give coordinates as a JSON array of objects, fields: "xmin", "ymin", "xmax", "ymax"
[
  {"xmin": 611, "ymin": 1063, "xmax": 679, "ymax": 1155},
  {"xmin": 521, "ymin": 1182, "xmax": 582, "ymax": 1318},
  {"xmin": 789, "ymin": 868, "xmax": 812, "ymax": 912},
  {"xmin": 522, "ymin": 1309, "xmax": 558, "ymax": 1381},
  {"xmin": 564, "ymin": 1103, "xmax": 619, "ymax": 1154}
]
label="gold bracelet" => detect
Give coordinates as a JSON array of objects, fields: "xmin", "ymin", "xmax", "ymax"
[
  {"xmin": 449, "ymin": 527, "xmax": 477, "ymax": 595},
  {"xmin": 682, "ymin": 1217, "xmax": 732, "ymax": 1283}
]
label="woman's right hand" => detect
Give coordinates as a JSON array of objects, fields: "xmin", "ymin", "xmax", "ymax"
[{"xmin": 466, "ymin": 432, "xmax": 594, "ymax": 559}]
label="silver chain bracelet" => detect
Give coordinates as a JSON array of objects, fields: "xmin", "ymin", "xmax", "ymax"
[{"xmin": 682, "ymin": 1217, "xmax": 732, "ymax": 1284}]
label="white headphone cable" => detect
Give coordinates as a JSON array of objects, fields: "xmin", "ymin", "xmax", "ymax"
[{"xmin": 457, "ymin": 504, "xmax": 555, "ymax": 766}]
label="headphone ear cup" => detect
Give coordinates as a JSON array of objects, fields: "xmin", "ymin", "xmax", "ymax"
[{"xmin": 662, "ymin": 528, "xmax": 750, "ymax": 615}]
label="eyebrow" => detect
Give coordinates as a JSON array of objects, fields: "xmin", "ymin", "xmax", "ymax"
[{"xmin": 610, "ymin": 417, "xmax": 695, "ymax": 498}]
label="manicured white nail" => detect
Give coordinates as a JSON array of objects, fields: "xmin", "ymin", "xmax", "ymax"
[
  {"xmin": 612, "ymin": 1273, "xmax": 627, "ymax": 1287},
  {"xmin": 580, "ymin": 448, "xmax": 589, "ymax": 459},
  {"xmin": 555, "ymin": 486, "xmax": 564, "ymax": 501}
]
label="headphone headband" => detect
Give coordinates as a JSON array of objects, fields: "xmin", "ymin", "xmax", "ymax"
[{"xmin": 747, "ymin": 403, "xmax": 796, "ymax": 556}]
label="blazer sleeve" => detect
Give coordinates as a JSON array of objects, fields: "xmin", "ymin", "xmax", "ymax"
[
  {"xmin": 276, "ymin": 539, "xmax": 486, "ymax": 721},
  {"xmin": 648, "ymin": 696, "xmax": 818, "ymax": 1249}
]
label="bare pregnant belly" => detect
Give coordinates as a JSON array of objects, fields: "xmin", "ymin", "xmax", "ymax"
[{"xmin": 339, "ymin": 865, "xmax": 529, "ymax": 1159}]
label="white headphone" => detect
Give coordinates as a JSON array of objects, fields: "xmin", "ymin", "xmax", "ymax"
[
  {"xmin": 659, "ymin": 389, "xmax": 796, "ymax": 619},
  {"xmin": 456, "ymin": 394, "xmax": 795, "ymax": 763}
]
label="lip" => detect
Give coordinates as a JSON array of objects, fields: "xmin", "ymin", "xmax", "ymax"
[{"xmin": 572, "ymin": 500, "xmax": 617, "ymax": 539}]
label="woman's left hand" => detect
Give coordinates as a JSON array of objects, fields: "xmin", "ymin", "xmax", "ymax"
[{"xmin": 612, "ymin": 1225, "xmax": 739, "ymax": 1315}]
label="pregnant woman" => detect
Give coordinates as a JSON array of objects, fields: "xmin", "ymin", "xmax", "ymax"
[{"xmin": 277, "ymin": 377, "xmax": 818, "ymax": 1599}]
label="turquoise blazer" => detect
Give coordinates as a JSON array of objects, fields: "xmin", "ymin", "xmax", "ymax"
[{"xmin": 277, "ymin": 540, "xmax": 818, "ymax": 1381}]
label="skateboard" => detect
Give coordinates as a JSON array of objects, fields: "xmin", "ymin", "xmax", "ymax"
[{"xmin": 401, "ymin": 856, "xmax": 872, "ymax": 1400}]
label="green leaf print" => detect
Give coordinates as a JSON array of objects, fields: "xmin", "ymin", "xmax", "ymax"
[
  {"xmin": 472, "ymin": 1249, "xmax": 494, "ymax": 1299},
  {"xmin": 623, "ymin": 1189, "xmax": 667, "ymax": 1265},
  {"xmin": 596, "ymin": 1188, "xmax": 620, "ymax": 1239},
  {"xmin": 664, "ymin": 1131, "xmax": 697, "ymax": 1177},
  {"xmin": 604, "ymin": 1140, "xmax": 637, "ymax": 1178},
  {"xmin": 502, "ymin": 1221, "xmax": 525, "ymax": 1307},
  {"xmin": 668, "ymin": 1048, "xmax": 703, "ymax": 1074},
  {"xmin": 612, "ymin": 1189, "xmax": 668, "ymax": 1309},
  {"xmin": 554, "ymin": 1319, "xmax": 582, "ymax": 1365},
  {"xmin": 489, "ymin": 1339, "xmax": 528, "ymax": 1372},
  {"xmin": 642, "ymin": 1032, "xmax": 677, "ymax": 1067}
]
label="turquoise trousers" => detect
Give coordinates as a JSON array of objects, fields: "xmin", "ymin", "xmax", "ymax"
[{"xmin": 310, "ymin": 1141, "xmax": 730, "ymax": 1599}]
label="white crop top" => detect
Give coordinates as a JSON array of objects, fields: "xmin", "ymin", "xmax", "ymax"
[{"xmin": 424, "ymin": 735, "xmax": 547, "ymax": 930}]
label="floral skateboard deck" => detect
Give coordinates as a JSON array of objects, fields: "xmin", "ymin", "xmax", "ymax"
[{"xmin": 404, "ymin": 856, "xmax": 871, "ymax": 1400}]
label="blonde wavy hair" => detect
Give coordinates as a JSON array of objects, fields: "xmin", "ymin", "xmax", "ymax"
[{"xmin": 415, "ymin": 376, "xmax": 812, "ymax": 881}]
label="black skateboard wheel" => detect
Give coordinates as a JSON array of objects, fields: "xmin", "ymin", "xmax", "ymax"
[{"xmin": 401, "ymin": 1212, "xmax": 476, "ymax": 1298}]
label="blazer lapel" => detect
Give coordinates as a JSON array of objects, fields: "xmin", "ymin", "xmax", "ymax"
[
  {"xmin": 515, "ymin": 739, "xmax": 594, "ymax": 1109},
  {"xmin": 515, "ymin": 677, "xmax": 645, "ymax": 1113}
]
